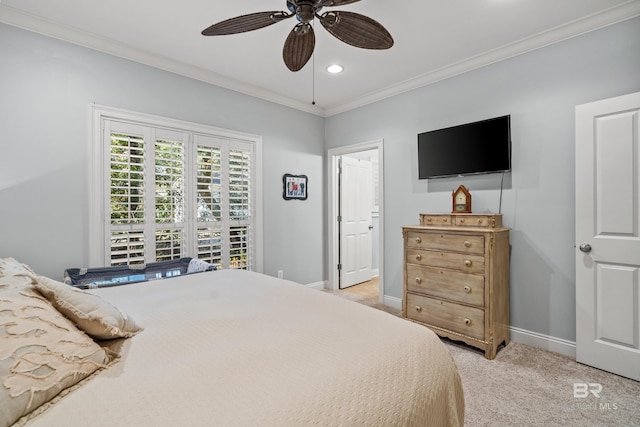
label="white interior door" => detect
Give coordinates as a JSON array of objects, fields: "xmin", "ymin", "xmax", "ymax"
[
  {"xmin": 575, "ymin": 91, "xmax": 640, "ymax": 381},
  {"xmin": 339, "ymin": 156, "xmax": 372, "ymax": 289}
]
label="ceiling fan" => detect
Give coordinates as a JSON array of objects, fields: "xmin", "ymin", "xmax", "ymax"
[{"xmin": 202, "ymin": 0, "xmax": 394, "ymax": 72}]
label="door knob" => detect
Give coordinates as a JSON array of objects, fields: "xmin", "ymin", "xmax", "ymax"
[
  {"xmin": 368, "ymin": 225, "xmax": 374, "ymax": 230},
  {"xmin": 579, "ymin": 243, "xmax": 592, "ymax": 253}
]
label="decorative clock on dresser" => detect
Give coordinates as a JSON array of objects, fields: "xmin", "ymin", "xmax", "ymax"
[{"xmin": 402, "ymin": 213, "xmax": 510, "ymax": 359}]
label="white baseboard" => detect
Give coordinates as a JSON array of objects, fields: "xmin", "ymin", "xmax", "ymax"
[
  {"xmin": 509, "ymin": 326, "xmax": 576, "ymax": 359},
  {"xmin": 305, "ymin": 281, "xmax": 326, "ymax": 291},
  {"xmin": 383, "ymin": 295, "xmax": 402, "ymax": 310}
]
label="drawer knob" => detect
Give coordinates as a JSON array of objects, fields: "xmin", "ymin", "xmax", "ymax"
[
  {"xmin": 415, "ymin": 254, "xmax": 423, "ymax": 261},
  {"xmin": 464, "ymin": 240, "xmax": 471, "ymax": 247},
  {"xmin": 415, "ymin": 306, "xmax": 422, "ymax": 313},
  {"xmin": 415, "ymin": 277, "xmax": 422, "ymax": 284},
  {"xmin": 415, "ymin": 236, "xmax": 422, "ymax": 244},
  {"xmin": 459, "ymin": 218, "xmax": 465, "ymax": 223},
  {"xmin": 464, "ymin": 260, "xmax": 472, "ymax": 267},
  {"xmin": 464, "ymin": 318, "xmax": 471, "ymax": 326},
  {"xmin": 463, "ymin": 285, "xmax": 471, "ymax": 293}
]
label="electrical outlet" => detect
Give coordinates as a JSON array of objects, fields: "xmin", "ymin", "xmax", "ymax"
[{"xmin": 277, "ymin": 270, "xmax": 283, "ymax": 279}]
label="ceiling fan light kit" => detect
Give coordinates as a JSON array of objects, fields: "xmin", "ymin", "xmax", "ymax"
[{"xmin": 202, "ymin": 0, "xmax": 393, "ymax": 72}]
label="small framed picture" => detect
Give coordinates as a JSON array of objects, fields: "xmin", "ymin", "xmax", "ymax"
[{"xmin": 283, "ymin": 173, "xmax": 308, "ymax": 200}]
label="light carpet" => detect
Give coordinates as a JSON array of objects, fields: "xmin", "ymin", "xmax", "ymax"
[{"xmin": 323, "ymin": 287, "xmax": 640, "ymax": 427}]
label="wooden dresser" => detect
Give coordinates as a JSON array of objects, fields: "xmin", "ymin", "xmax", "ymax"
[{"xmin": 402, "ymin": 213, "xmax": 510, "ymax": 359}]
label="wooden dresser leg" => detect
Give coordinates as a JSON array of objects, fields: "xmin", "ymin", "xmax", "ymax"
[{"xmin": 485, "ymin": 345, "xmax": 497, "ymax": 360}]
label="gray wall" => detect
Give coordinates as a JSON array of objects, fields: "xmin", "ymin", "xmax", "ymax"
[
  {"xmin": 0, "ymin": 23, "xmax": 325, "ymax": 285},
  {"xmin": 325, "ymin": 17, "xmax": 640, "ymax": 342}
]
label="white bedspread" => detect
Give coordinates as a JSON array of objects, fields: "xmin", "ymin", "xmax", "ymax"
[{"xmin": 24, "ymin": 269, "xmax": 464, "ymax": 426}]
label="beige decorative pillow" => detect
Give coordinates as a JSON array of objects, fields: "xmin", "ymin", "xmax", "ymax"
[
  {"xmin": 35, "ymin": 276, "xmax": 142, "ymax": 340},
  {"xmin": 0, "ymin": 257, "xmax": 37, "ymax": 288},
  {"xmin": 0, "ymin": 283, "xmax": 111, "ymax": 427}
]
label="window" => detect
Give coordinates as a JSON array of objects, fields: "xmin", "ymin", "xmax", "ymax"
[{"xmin": 90, "ymin": 106, "xmax": 262, "ymax": 272}]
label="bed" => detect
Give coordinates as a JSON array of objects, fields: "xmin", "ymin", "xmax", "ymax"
[{"xmin": 1, "ymin": 258, "xmax": 464, "ymax": 427}]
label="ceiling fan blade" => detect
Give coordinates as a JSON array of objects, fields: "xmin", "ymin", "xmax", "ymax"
[
  {"xmin": 318, "ymin": 0, "xmax": 361, "ymax": 6},
  {"xmin": 319, "ymin": 11, "xmax": 393, "ymax": 49},
  {"xmin": 202, "ymin": 11, "xmax": 292, "ymax": 36},
  {"xmin": 283, "ymin": 24, "xmax": 315, "ymax": 72}
]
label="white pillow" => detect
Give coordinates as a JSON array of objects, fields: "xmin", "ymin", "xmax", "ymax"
[
  {"xmin": 35, "ymin": 276, "xmax": 143, "ymax": 340},
  {"xmin": 187, "ymin": 258, "xmax": 214, "ymax": 274}
]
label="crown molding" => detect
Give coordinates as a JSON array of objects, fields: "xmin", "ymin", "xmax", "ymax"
[
  {"xmin": 0, "ymin": 4, "xmax": 325, "ymax": 116},
  {"xmin": 324, "ymin": 0, "xmax": 640, "ymax": 116},
  {"xmin": 2, "ymin": 2, "xmax": 638, "ymax": 118}
]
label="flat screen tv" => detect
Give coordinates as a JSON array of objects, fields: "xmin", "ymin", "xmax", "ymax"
[{"xmin": 418, "ymin": 115, "xmax": 511, "ymax": 179}]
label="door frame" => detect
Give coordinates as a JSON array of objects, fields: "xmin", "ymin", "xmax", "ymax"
[{"xmin": 327, "ymin": 139, "xmax": 384, "ymax": 303}]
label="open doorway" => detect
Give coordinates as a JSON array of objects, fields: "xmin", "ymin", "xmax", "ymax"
[{"xmin": 327, "ymin": 140, "xmax": 384, "ymax": 304}]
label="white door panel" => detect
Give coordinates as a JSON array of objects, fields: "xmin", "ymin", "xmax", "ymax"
[
  {"xmin": 575, "ymin": 91, "xmax": 640, "ymax": 381},
  {"xmin": 595, "ymin": 264, "xmax": 637, "ymax": 346}
]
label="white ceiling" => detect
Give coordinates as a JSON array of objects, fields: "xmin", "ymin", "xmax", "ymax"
[{"xmin": 1, "ymin": 0, "xmax": 638, "ymax": 116}]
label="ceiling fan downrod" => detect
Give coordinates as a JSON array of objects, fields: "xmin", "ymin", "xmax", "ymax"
[{"xmin": 288, "ymin": 0, "xmax": 321, "ymax": 23}]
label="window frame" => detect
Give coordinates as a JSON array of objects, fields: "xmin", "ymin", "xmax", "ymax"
[{"xmin": 89, "ymin": 104, "xmax": 263, "ymax": 273}]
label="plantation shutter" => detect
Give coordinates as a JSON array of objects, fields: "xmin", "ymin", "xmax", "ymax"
[
  {"xmin": 229, "ymin": 146, "xmax": 252, "ymax": 270},
  {"xmin": 153, "ymin": 128, "xmax": 188, "ymax": 262},
  {"xmin": 102, "ymin": 119, "xmax": 255, "ymax": 270},
  {"xmin": 193, "ymin": 136, "xmax": 253, "ymax": 270},
  {"xmin": 106, "ymin": 121, "xmax": 148, "ymax": 266}
]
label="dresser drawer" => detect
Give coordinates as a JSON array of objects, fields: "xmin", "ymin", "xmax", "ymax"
[
  {"xmin": 406, "ymin": 293, "xmax": 485, "ymax": 341},
  {"xmin": 420, "ymin": 215, "xmax": 452, "ymax": 226},
  {"xmin": 406, "ymin": 231, "xmax": 484, "ymax": 255},
  {"xmin": 406, "ymin": 248, "xmax": 485, "ymax": 274},
  {"xmin": 452, "ymin": 215, "xmax": 502, "ymax": 228},
  {"xmin": 406, "ymin": 264, "xmax": 485, "ymax": 306}
]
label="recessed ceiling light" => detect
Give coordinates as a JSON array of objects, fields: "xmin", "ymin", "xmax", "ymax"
[{"xmin": 326, "ymin": 64, "xmax": 344, "ymax": 74}]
